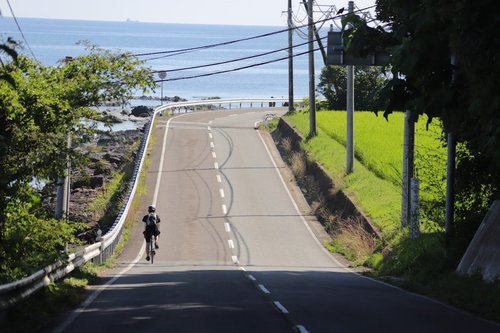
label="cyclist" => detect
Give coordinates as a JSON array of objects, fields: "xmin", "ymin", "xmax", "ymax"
[{"xmin": 142, "ymin": 205, "xmax": 161, "ymax": 261}]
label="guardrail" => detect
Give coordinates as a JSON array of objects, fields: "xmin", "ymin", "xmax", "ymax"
[
  {"xmin": 0, "ymin": 96, "xmax": 309, "ymax": 311},
  {"xmin": 0, "ymin": 109, "xmax": 156, "ymax": 311},
  {"xmin": 156, "ymin": 97, "xmax": 305, "ymax": 114}
]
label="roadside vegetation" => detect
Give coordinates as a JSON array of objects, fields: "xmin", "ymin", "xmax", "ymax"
[
  {"xmin": 0, "ymin": 37, "xmax": 156, "ymax": 331},
  {"xmin": 280, "ymin": 109, "xmax": 500, "ymax": 322},
  {"xmin": 0, "ymin": 116, "xmax": 159, "ymax": 333},
  {"xmin": 277, "ymin": 0, "xmax": 500, "ymax": 322},
  {"xmin": 0, "ymin": 41, "xmax": 155, "ymax": 283}
]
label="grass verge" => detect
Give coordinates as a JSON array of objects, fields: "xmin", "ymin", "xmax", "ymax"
[{"xmin": 280, "ymin": 109, "xmax": 500, "ymax": 323}]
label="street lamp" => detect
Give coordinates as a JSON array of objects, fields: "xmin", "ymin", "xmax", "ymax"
[{"xmin": 158, "ymin": 71, "xmax": 167, "ymax": 105}]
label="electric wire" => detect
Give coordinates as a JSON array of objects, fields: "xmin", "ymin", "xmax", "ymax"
[
  {"xmin": 139, "ymin": 4, "xmax": 377, "ymax": 84},
  {"xmin": 154, "ymin": 46, "xmax": 322, "ymax": 83},
  {"xmin": 5, "ymin": 0, "xmax": 37, "ymax": 60},
  {"xmin": 151, "ymin": 36, "xmax": 325, "ymax": 74},
  {"xmin": 133, "ymin": 5, "xmax": 375, "ymax": 59}
]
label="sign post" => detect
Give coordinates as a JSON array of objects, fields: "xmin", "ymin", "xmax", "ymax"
[{"xmin": 158, "ymin": 71, "xmax": 167, "ymax": 105}]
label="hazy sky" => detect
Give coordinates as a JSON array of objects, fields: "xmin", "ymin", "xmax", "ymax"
[{"xmin": 1, "ymin": 0, "xmax": 376, "ymax": 26}]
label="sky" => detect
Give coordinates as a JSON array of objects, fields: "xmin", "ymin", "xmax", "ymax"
[{"xmin": 1, "ymin": 0, "xmax": 376, "ymax": 26}]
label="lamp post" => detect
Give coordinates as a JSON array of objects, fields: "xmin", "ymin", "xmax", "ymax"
[{"xmin": 158, "ymin": 71, "xmax": 167, "ymax": 105}]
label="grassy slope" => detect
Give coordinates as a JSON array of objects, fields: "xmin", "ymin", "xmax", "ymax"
[
  {"xmin": 284, "ymin": 109, "xmax": 500, "ymax": 323},
  {"xmin": 286, "ymin": 110, "xmax": 446, "ymax": 233}
]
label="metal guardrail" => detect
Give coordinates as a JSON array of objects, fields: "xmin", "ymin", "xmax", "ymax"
[
  {"xmin": 156, "ymin": 97, "xmax": 307, "ymax": 113},
  {"xmin": 0, "ymin": 110, "xmax": 156, "ymax": 311},
  {"xmin": 0, "ymin": 97, "xmax": 302, "ymax": 311}
]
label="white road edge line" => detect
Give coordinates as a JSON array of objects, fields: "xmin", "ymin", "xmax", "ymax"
[
  {"xmin": 152, "ymin": 116, "xmax": 172, "ymax": 205},
  {"xmin": 51, "ymin": 241, "xmax": 147, "ymax": 333},
  {"xmin": 257, "ymin": 130, "xmax": 345, "ymax": 267}
]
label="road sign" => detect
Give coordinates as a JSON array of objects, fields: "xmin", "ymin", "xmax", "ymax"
[{"xmin": 326, "ymin": 31, "xmax": 390, "ymax": 66}]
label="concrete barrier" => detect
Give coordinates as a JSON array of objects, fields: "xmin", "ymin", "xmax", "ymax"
[{"xmin": 456, "ymin": 200, "xmax": 500, "ymax": 281}]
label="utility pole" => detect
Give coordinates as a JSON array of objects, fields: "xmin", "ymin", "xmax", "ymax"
[
  {"xmin": 401, "ymin": 110, "xmax": 415, "ymax": 227},
  {"xmin": 445, "ymin": 132, "xmax": 456, "ymax": 238},
  {"xmin": 301, "ymin": 0, "xmax": 327, "ymax": 65},
  {"xmin": 56, "ymin": 56, "xmax": 73, "ymax": 220},
  {"xmin": 158, "ymin": 71, "xmax": 167, "ymax": 105},
  {"xmin": 445, "ymin": 53, "xmax": 457, "ymax": 240},
  {"xmin": 308, "ymin": 0, "xmax": 316, "ymax": 137},
  {"xmin": 288, "ymin": 0, "xmax": 294, "ymax": 112},
  {"xmin": 346, "ymin": 1, "xmax": 355, "ymax": 173}
]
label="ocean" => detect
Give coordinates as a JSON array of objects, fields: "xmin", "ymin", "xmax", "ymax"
[{"xmin": 0, "ymin": 17, "xmax": 326, "ymax": 101}]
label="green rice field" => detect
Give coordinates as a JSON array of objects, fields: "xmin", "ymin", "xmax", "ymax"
[{"xmin": 284, "ymin": 110, "xmax": 447, "ymax": 234}]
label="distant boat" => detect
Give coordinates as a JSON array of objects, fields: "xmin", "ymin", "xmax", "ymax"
[{"xmin": 125, "ymin": 18, "xmax": 140, "ymax": 23}]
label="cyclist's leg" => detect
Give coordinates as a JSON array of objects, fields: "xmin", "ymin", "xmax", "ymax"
[
  {"xmin": 144, "ymin": 231, "xmax": 152, "ymax": 260},
  {"xmin": 154, "ymin": 224, "xmax": 160, "ymax": 248}
]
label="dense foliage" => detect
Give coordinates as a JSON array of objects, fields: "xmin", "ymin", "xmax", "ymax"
[
  {"xmin": 317, "ymin": 65, "xmax": 386, "ymax": 111},
  {"xmin": 341, "ymin": 0, "xmax": 499, "ymax": 237},
  {"xmin": 0, "ymin": 41, "xmax": 155, "ymax": 281}
]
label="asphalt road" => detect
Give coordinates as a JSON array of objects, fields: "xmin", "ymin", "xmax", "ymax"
[{"xmin": 52, "ymin": 108, "xmax": 500, "ymax": 333}]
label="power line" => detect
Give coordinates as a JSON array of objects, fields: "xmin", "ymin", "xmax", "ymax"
[
  {"xmin": 134, "ymin": 5, "xmax": 375, "ymax": 59},
  {"xmin": 137, "ymin": 4, "xmax": 377, "ymax": 84},
  {"xmin": 5, "ymin": 0, "xmax": 37, "ymax": 60},
  {"xmin": 151, "ymin": 37, "xmax": 325, "ymax": 74},
  {"xmin": 154, "ymin": 46, "xmax": 322, "ymax": 83}
]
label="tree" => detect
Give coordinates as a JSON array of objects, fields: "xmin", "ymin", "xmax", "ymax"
[
  {"xmin": 342, "ymin": 0, "xmax": 499, "ymax": 235},
  {"xmin": 317, "ymin": 65, "xmax": 387, "ymax": 111},
  {"xmin": 0, "ymin": 41, "xmax": 155, "ymax": 279}
]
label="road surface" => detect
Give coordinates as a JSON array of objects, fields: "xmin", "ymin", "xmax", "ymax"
[{"xmin": 52, "ymin": 108, "xmax": 500, "ymax": 333}]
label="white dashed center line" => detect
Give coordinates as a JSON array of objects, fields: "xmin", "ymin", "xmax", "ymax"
[
  {"xmin": 258, "ymin": 284, "xmax": 271, "ymax": 294},
  {"xmin": 273, "ymin": 301, "xmax": 289, "ymax": 314}
]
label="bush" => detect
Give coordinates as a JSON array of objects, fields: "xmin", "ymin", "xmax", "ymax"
[{"xmin": 0, "ymin": 190, "xmax": 81, "ymax": 283}]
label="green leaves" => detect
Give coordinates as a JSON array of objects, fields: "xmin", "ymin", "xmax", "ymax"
[
  {"xmin": 0, "ymin": 40, "xmax": 156, "ymax": 281},
  {"xmin": 318, "ymin": 65, "xmax": 387, "ymax": 111}
]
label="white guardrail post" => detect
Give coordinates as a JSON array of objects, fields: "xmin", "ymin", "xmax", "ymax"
[{"xmin": 0, "ymin": 97, "xmax": 310, "ymax": 311}]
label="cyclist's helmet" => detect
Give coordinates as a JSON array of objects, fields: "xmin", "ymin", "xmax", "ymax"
[{"xmin": 148, "ymin": 205, "xmax": 156, "ymax": 213}]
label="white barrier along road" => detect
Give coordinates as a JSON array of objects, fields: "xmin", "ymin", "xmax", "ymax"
[{"xmin": 0, "ymin": 97, "xmax": 301, "ymax": 311}]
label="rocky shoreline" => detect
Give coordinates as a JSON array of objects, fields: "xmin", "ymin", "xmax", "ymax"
[{"xmin": 43, "ymin": 106, "xmax": 150, "ymax": 233}]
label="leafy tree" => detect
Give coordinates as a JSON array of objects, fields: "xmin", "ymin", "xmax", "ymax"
[
  {"xmin": 0, "ymin": 41, "xmax": 155, "ymax": 279},
  {"xmin": 341, "ymin": 0, "xmax": 499, "ymax": 236},
  {"xmin": 317, "ymin": 65, "xmax": 387, "ymax": 111}
]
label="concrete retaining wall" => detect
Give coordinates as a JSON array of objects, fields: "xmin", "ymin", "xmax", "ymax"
[
  {"xmin": 456, "ymin": 200, "xmax": 500, "ymax": 281},
  {"xmin": 276, "ymin": 118, "xmax": 381, "ymax": 237}
]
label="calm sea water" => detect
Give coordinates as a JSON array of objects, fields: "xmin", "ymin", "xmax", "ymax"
[{"xmin": 0, "ymin": 17, "xmax": 325, "ymax": 100}]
